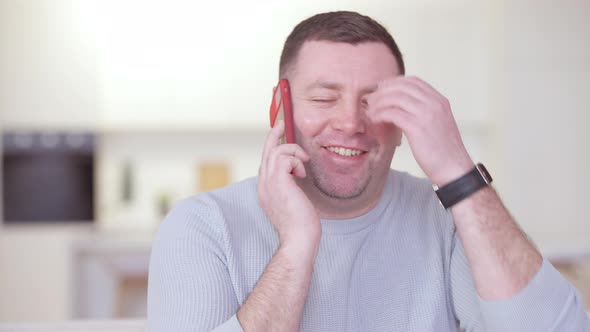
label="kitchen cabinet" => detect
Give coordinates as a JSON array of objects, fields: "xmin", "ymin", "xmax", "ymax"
[{"xmin": 71, "ymin": 233, "xmax": 152, "ymax": 318}]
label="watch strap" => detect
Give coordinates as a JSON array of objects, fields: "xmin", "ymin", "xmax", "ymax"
[{"xmin": 434, "ymin": 163, "xmax": 493, "ymax": 209}]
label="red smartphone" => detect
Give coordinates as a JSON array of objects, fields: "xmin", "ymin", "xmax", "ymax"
[{"xmin": 269, "ymin": 79, "xmax": 295, "ymax": 144}]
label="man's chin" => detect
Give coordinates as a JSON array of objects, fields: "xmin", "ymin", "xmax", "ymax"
[{"xmin": 312, "ymin": 177, "xmax": 369, "ymax": 201}]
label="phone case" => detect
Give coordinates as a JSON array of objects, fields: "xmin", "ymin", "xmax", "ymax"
[{"xmin": 270, "ymin": 79, "xmax": 295, "ymax": 144}]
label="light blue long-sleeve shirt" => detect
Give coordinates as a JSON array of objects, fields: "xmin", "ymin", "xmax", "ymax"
[{"xmin": 148, "ymin": 170, "xmax": 589, "ymax": 331}]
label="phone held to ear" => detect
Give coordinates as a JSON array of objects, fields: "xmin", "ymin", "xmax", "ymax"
[{"xmin": 269, "ymin": 79, "xmax": 295, "ymax": 144}]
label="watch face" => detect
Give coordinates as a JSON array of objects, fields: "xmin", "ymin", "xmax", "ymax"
[{"xmin": 476, "ymin": 163, "xmax": 493, "ymax": 184}]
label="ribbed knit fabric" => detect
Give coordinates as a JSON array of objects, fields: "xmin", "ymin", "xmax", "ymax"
[{"xmin": 147, "ymin": 170, "xmax": 589, "ymax": 331}]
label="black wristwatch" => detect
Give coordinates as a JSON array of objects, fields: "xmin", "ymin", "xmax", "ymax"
[{"xmin": 433, "ymin": 163, "xmax": 493, "ymax": 209}]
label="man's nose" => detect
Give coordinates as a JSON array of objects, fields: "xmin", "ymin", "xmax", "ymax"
[{"xmin": 331, "ymin": 100, "xmax": 367, "ymax": 135}]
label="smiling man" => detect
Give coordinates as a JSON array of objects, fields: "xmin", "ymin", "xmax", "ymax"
[
  {"xmin": 290, "ymin": 41, "xmax": 399, "ymax": 217},
  {"xmin": 147, "ymin": 11, "xmax": 589, "ymax": 332}
]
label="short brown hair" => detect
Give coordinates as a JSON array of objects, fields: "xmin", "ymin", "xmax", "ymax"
[{"xmin": 279, "ymin": 11, "xmax": 405, "ymax": 78}]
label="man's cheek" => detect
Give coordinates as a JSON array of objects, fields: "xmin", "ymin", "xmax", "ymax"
[{"xmin": 295, "ymin": 111, "xmax": 325, "ymax": 136}]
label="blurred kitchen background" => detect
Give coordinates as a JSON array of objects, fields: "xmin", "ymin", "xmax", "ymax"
[{"xmin": 0, "ymin": 0, "xmax": 588, "ymax": 322}]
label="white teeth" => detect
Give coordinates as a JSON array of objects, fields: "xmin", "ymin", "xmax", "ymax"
[{"xmin": 326, "ymin": 146, "xmax": 363, "ymax": 157}]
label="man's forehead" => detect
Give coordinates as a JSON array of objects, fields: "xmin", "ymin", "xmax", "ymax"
[
  {"xmin": 297, "ymin": 40, "xmax": 396, "ymax": 62},
  {"xmin": 291, "ymin": 41, "xmax": 399, "ymax": 86}
]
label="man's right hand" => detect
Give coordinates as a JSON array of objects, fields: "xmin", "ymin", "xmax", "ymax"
[
  {"xmin": 238, "ymin": 121, "xmax": 320, "ymax": 331},
  {"xmin": 258, "ymin": 120, "xmax": 321, "ymax": 254}
]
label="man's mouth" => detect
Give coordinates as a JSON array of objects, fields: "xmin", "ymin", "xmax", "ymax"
[{"xmin": 322, "ymin": 146, "xmax": 366, "ymax": 157}]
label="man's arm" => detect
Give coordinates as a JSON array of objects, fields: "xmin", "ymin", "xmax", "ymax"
[
  {"xmin": 451, "ymin": 185, "xmax": 542, "ymax": 299},
  {"xmin": 368, "ymin": 75, "xmax": 544, "ymax": 299},
  {"xmin": 237, "ymin": 243, "xmax": 316, "ymax": 331},
  {"xmin": 149, "ymin": 121, "xmax": 318, "ymax": 332},
  {"xmin": 449, "ymin": 226, "xmax": 590, "ymax": 332},
  {"xmin": 369, "ymin": 75, "xmax": 589, "ymax": 330},
  {"xmin": 236, "ymin": 120, "xmax": 321, "ymax": 332},
  {"xmin": 147, "ymin": 198, "xmax": 241, "ymax": 332}
]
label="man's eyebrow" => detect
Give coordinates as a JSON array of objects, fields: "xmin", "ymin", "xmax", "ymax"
[
  {"xmin": 304, "ymin": 81, "xmax": 378, "ymax": 95},
  {"xmin": 305, "ymin": 81, "xmax": 343, "ymax": 92}
]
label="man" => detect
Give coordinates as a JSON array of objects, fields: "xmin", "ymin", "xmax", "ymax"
[{"xmin": 148, "ymin": 11, "xmax": 589, "ymax": 331}]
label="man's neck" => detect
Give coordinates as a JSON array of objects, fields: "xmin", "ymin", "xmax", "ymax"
[{"xmin": 297, "ymin": 179, "xmax": 387, "ymax": 220}]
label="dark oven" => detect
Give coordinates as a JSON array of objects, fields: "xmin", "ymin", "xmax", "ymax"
[{"xmin": 2, "ymin": 132, "xmax": 95, "ymax": 223}]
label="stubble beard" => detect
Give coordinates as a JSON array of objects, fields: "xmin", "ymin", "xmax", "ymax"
[{"xmin": 307, "ymin": 159, "xmax": 372, "ymax": 200}]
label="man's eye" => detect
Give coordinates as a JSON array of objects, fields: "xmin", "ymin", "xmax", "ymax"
[{"xmin": 311, "ymin": 99, "xmax": 336, "ymax": 103}]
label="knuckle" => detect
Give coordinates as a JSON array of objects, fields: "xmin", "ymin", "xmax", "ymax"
[
  {"xmin": 442, "ymin": 98, "xmax": 451, "ymax": 109},
  {"xmin": 268, "ymin": 147, "xmax": 281, "ymax": 160},
  {"xmin": 278, "ymin": 156, "xmax": 292, "ymax": 169},
  {"xmin": 435, "ymin": 97, "xmax": 449, "ymax": 110}
]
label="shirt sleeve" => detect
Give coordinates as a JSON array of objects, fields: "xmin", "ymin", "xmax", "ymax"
[
  {"xmin": 450, "ymin": 233, "xmax": 590, "ymax": 332},
  {"xmin": 147, "ymin": 198, "xmax": 244, "ymax": 332},
  {"xmin": 212, "ymin": 315, "xmax": 244, "ymax": 332}
]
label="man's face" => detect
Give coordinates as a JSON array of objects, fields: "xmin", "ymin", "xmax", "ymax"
[{"xmin": 288, "ymin": 40, "xmax": 402, "ymax": 209}]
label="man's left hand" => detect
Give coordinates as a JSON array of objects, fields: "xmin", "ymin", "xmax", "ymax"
[{"xmin": 368, "ymin": 76, "xmax": 474, "ymax": 186}]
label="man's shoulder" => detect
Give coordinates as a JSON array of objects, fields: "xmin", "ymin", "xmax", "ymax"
[
  {"xmin": 389, "ymin": 169, "xmax": 453, "ymax": 224},
  {"xmin": 390, "ymin": 169, "xmax": 436, "ymax": 200},
  {"xmin": 388, "ymin": 169, "xmax": 457, "ymax": 256},
  {"xmin": 156, "ymin": 176, "xmax": 264, "ymax": 240},
  {"xmin": 205, "ymin": 176, "xmax": 259, "ymax": 211}
]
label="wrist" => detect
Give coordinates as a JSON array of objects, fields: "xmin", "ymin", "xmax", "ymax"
[
  {"xmin": 434, "ymin": 163, "xmax": 493, "ymax": 209},
  {"xmin": 431, "ymin": 160, "xmax": 475, "ymax": 187},
  {"xmin": 279, "ymin": 223, "xmax": 321, "ymax": 248},
  {"xmin": 279, "ymin": 235, "xmax": 320, "ymax": 262}
]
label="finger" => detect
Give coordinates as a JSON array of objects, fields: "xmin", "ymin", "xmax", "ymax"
[
  {"xmin": 372, "ymin": 104, "xmax": 414, "ymax": 132},
  {"xmin": 404, "ymin": 76, "xmax": 445, "ymax": 101},
  {"xmin": 268, "ymin": 144, "xmax": 309, "ymax": 174},
  {"xmin": 402, "ymin": 76, "xmax": 452, "ymax": 116},
  {"xmin": 276, "ymin": 155, "xmax": 307, "ymax": 179},
  {"xmin": 391, "ymin": 76, "xmax": 449, "ymax": 109},
  {"xmin": 369, "ymin": 89, "xmax": 421, "ymax": 118},
  {"xmin": 273, "ymin": 144, "xmax": 310, "ymax": 161},
  {"xmin": 261, "ymin": 120, "xmax": 285, "ymax": 171},
  {"xmin": 376, "ymin": 77, "xmax": 431, "ymax": 105}
]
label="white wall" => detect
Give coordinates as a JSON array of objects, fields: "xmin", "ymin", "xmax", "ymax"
[
  {"xmin": 0, "ymin": 0, "xmax": 99, "ymax": 130},
  {"xmin": 498, "ymin": 0, "xmax": 590, "ymax": 254},
  {"xmin": 70, "ymin": 0, "xmax": 494, "ymax": 130}
]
